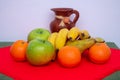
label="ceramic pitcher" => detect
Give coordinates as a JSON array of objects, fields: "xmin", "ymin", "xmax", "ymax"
[{"xmin": 50, "ymin": 8, "xmax": 80, "ymax": 33}]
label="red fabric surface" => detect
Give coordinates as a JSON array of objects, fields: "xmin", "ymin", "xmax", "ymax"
[{"xmin": 0, "ymin": 46, "xmax": 120, "ymax": 80}]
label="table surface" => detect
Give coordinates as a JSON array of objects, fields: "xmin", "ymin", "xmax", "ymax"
[{"xmin": 0, "ymin": 42, "xmax": 119, "ymax": 80}]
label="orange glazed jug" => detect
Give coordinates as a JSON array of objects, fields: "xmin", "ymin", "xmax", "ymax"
[{"xmin": 50, "ymin": 8, "xmax": 80, "ymax": 33}]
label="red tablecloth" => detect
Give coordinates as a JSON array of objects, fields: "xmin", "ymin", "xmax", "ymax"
[{"xmin": 0, "ymin": 46, "xmax": 120, "ymax": 80}]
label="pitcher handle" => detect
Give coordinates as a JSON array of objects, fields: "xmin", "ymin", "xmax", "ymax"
[{"xmin": 72, "ymin": 10, "xmax": 80, "ymax": 24}]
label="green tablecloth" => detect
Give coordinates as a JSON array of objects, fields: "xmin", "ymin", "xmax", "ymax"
[{"xmin": 0, "ymin": 42, "xmax": 119, "ymax": 80}]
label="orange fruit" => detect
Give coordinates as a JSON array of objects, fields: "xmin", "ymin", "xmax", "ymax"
[
  {"xmin": 57, "ymin": 46, "xmax": 81, "ymax": 68},
  {"xmin": 88, "ymin": 43, "xmax": 111, "ymax": 64},
  {"xmin": 10, "ymin": 40, "xmax": 28, "ymax": 61}
]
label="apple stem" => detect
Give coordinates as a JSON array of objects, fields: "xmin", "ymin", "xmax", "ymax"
[
  {"xmin": 38, "ymin": 31, "xmax": 43, "ymax": 34},
  {"xmin": 43, "ymin": 40, "xmax": 46, "ymax": 43}
]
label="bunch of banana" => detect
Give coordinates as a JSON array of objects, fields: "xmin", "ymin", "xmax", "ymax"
[{"xmin": 48, "ymin": 27, "xmax": 105, "ymax": 52}]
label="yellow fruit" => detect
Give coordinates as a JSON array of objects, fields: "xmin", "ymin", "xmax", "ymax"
[
  {"xmin": 58, "ymin": 46, "xmax": 81, "ymax": 68},
  {"xmin": 67, "ymin": 27, "xmax": 80, "ymax": 41},
  {"xmin": 48, "ymin": 32, "xmax": 58, "ymax": 47},
  {"xmin": 94, "ymin": 37, "xmax": 105, "ymax": 43},
  {"xmin": 88, "ymin": 43, "xmax": 111, "ymax": 64},
  {"xmin": 55, "ymin": 28, "xmax": 69, "ymax": 50},
  {"xmin": 66, "ymin": 38, "xmax": 96, "ymax": 53},
  {"xmin": 79, "ymin": 30, "xmax": 91, "ymax": 40}
]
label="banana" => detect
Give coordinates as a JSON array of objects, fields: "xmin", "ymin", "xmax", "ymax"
[
  {"xmin": 66, "ymin": 38, "xmax": 96, "ymax": 53},
  {"xmin": 67, "ymin": 27, "xmax": 80, "ymax": 41},
  {"xmin": 48, "ymin": 32, "xmax": 58, "ymax": 61},
  {"xmin": 48, "ymin": 32, "xmax": 58, "ymax": 47},
  {"xmin": 94, "ymin": 37, "xmax": 105, "ymax": 43},
  {"xmin": 55, "ymin": 28, "xmax": 69, "ymax": 50},
  {"xmin": 79, "ymin": 30, "xmax": 91, "ymax": 40}
]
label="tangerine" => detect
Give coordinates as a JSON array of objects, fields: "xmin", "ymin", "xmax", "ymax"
[
  {"xmin": 88, "ymin": 43, "xmax": 111, "ymax": 64},
  {"xmin": 10, "ymin": 40, "xmax": 28, "ymax": 61},
  {"xmin": 57, "ymin": 46, "xmax": 81, "ymax": 68}
]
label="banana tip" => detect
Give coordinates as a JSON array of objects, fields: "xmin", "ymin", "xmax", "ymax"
[{"xmin": 68, "ymin": 37, "xmax": 72, "ymax": 41}]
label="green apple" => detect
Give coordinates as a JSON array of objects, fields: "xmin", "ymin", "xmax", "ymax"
[
  {"xmin": 26, "ymin": 39, "xmax": 55, "ymax": 66},
  {"xmin": 27, "ymin": 28, "xmax": 50, "ymax": 42}
]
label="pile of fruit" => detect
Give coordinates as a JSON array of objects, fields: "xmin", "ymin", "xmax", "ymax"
[{"xmin": 10, "ymin": 27, "xmax": 111, "ymax": 68}]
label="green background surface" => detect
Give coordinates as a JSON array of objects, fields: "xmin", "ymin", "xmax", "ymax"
[{"xmin": 0, "ymin": 42, "xmax": 119, "ymax": 80}]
